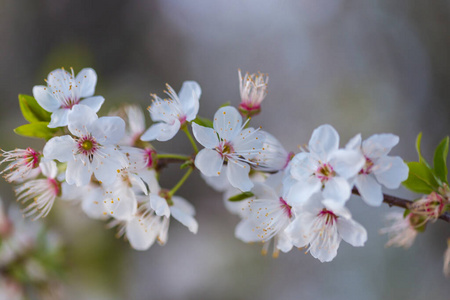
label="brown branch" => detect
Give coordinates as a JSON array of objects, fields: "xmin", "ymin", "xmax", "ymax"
[{"xmin": 351, "ymin": 188, "xmax": 450, "ymax": 223}]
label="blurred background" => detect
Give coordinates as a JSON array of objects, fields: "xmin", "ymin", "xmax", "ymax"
[{"xmin": 1, "ymin": 0, "xmax": 450, "ymax": 299}]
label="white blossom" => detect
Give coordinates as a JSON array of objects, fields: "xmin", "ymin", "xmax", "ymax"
[
  {"xmin": 0, "ymin": 148, "xmax": 41, "ymax": 183},
  {"xmin": 33, "ymin": 68, "xmax": 104, "ymax": 128},
  {"xmin": 43, "ymin": 105, "xmax": 128, "ymax": 187},
  {"xmin": 15, "ymin": 161, "xmax": 60, "ymax": 220},
  {"xmin": 285, "ymin": 193, "xmax": 367, "ymax": 262},
  {"xmin": 193, "ymin": 106, "xmax": 265, "ymax": 191},
  {"xmin": 347, "ymin": 134, "xmax": 409, "ymax": 206},
  {"xmin": 141, "ymin": 81, "xmax": 201, "ymax": 142},
  {"xmin": 287, "ymin": 124, "xmax": 364, "ymax": 206},
  {"xmin": 379, "ymin": 211, "xmax": 418, "ymax": 249},
  {"xmin": 238, "ymin": 70, "xmax": 268, "ymax": 117}
]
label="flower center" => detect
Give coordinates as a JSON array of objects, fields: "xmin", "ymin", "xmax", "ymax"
[
  {"xmin": 316, "ymin": 163, "xmax": 335, "ymax": 183},
  {"xmin": 318, "ymin": 209, "xmax": 338, "ymax": 225},
  {"xmin": 48, "ymin": 178, "xmax": 61, "ymax": 196},
  {"xmin": 144, "ymin": 148, "xmax": 156, "ymax": 168},
  {"xmin": 279, "ymin": 197, "xmax": 292, "ymax": 218},
  {"xmin": 25, "ymin": 147, "xmax": 40, "ymax": 168},
  {"xmin": 359, "ymin": 156, "xmax": 374, "ymax": 175},
  {"xmin": 216, "ymin": 141, "xmax": 235, "ymax": 158},
  {"xmin": 61, "ymin": 97, "xmax": 80, "ymax": 109},
  {"xmin": 76, "ymin": 135, "xmax": 99, "ymax": 162}
]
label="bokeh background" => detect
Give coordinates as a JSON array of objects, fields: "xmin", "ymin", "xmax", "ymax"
[{"xmin": 1, "ymin": 0, "xmax": 450, "ymax": 299}]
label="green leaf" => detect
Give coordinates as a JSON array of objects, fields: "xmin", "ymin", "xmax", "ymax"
[
  {"xmin": 415, "ymin": 132, "xmax": 431, "ymax": 168},
  {"xmin": 14, "ymin": 122, "xmax": 58, "ymax": 140},
  {"xmin": 402, "ymin": 161, "xmax": 437, "ymax": 194},
  {"xmin": 192, "ymin": 116, "xmax": 214, "ymax": 128},
  {"xmin": 433, "ymin": 136, "xmax": 449, "ymax": 184},
  {"xmin": 228, "ymin": 191, "xmax": 254, "ymax": 202},
  {"xmin": 18, "ymin": 94, "xmax": 51, "ymax": 123},
  {"xmin": 219, "ymin": 102, "xmax": 231, "ymax": 108}
]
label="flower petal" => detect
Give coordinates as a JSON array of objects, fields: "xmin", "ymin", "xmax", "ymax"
[
  {"xmin": 373, "ymin": 156, "xmax": 409, "ymax": 189},
  {"xmin": 32, "ymin": 85, "xmax": 60, "ymax": 112},
  {"xmin": 65, "ymin": 159, "xmax": 91, "ymax": 186},
  {"xmin": 322, "ymin": 177, "xmax": 351, "ymax": 205},
  {"xmin": 309, "ymin": 124, "xmax": 339, "ymax": 161},
  {"xmin": 172, "ymin": 196, "xmax": 196, "ymax": 216},
  {"xmin": 126, "ymin": 216, "xmax": 158, "ymax": 251},
  {"xmin": 140, "ymin": 120, "xmax": 181, "ymax": 142},
  {"xmin": 192, "ymin": 123, "xmax": 218, "ymax": 148},
  {"xmin": 290, "ymin": 152, "xmax": 318, "ymax": 181},
  {"xmin": 93, "ymin": 146, "xmax": 128, "ymax": 185},
  {"xmin": 362, "ymin": 134, "xmax": 399, "ymax": 159},
  {"xmin": 284, "ymin": 216, "xmax": 312, "ymax": 248},
  {"xmin": 80, "ymin": 96, "xmax": 104, "ymax": 113},
  {"xmin": 213, "ymin": 106, "xmax": 242, "ymax": 142},
  {"xmin": 338, "ymin": 218, "xmax": 367, "ymax": 247},
  {"xmin": 170, "ymin": 206, "xmax": 198, "ymax": 234},
  {"xmin": 355, "ymin": 174, "xmax": 383, "ymax": 206},
  {"xmin": 150, "ymin": 194, "xmax": 170, "ymax": 218},
  {"xmin": 329, "ymin": 149, "xmax": 365, "ymax": 179},
  {"xmin": 178, "ymin": 81, "xmax": 201, "ymax": 121},
  {"xmin": 227, "ymin": 160, "xmax": 253, "ymax": 191},
  {"xmin": 194, "ymin": 148, "xmax": 223, "ymax": 177},
  {"xmin": 43, "ymin": 135, "xmax": 76, "ymax": 162},
  {"xmin": 75, "ymin": 68, "xmax": 97, "ymax": 98},
  {"xmin": 39, "ymin": 160, "xmax": 57, "ymax": 179},
  {"xmin": 68, "ymin": 105, "xmax": 98, "ymax": 137},
  {"xmin": 48, "ymin": 108, "xmax": 70, "ymax": 128},
  {"xmin": 235, "ymin": 219, "xmax": 261, "ymax": 242},
  {"xmin": 286, "ymin": 180, "xmax": 321, "ymax": 206},
  {"xmin": 345, "ymin": 133, "xmax": 362, "ymax": 150},
  {"xmin": 90, "ymin": 116, "xmax": 125, "ymax": 145}
]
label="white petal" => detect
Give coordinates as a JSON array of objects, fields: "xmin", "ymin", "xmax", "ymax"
[
  {"xmin": 48, "ymin": 108, "xmax": 70, "ymax": 128},
  {"xmin": 251, "ymin": 182, "xmax": 278, "ymax": 200},
  {"xmin": 39, "ymin": 160, "xmax": 57, "ymax": 179},
  {"xmin": 138, "ymin": 169, "xmax": 160, "ymax": 194},
  {"xmin": 81, "ymin": 186, "xmax": 107, "ymax": 219},
  {"xmin": 43, "ymin": 135, "xmax": 76, "ymax": 162},
  {"xmin": 103, "ymin": 185, "xmax": 137, "ymax": 220},
  {"xmin": 68, "ymin": 105, "xmax": 98, "ymax": 137},
  {"xmin": 194, "ymin": 148, "xmax": 223, "ymax": 177},
  {"xmin": 126, "ymin": 216, "xmax": 157, "ymax": 251},
  {"xmin": 150, "ymin": 194, "xmax": 170, "ymax": 218},
  {"xmin": 373, "ymin": 156, "xmax": 409, "ymax": 189},
  {"xmin": 235, "ymin": 219, "xmax": 261, "ymax": 242},
  {"xmin": 362, "ymin": 134, "xmax": 399, "ymax": 159},
  {"xmin": 172, "ymin": 196, "xmax": 196, "ymax": 216},
  {"xmin": 129, "ymin": 173, "xmax": 148, "ymax": 195},
  {"xmin": 90, "ymin": 116, "xmax": 125, "ymax": 145},
  {"xmin": 329, "ymin": 149, "xmax": 365, "ymax": 179},
  {"xmin": 75, "ymin": 68, "xmax": 97, "ymax": 98},
  {"xmin": 290, "ymin": 152, "xmax": 318, "ymax": 181},
  {"xmin": 140, "ymin": 120, "xmax": 181, "ymax": 142},
  {"xmin": 178, "ymin": 81, "xmax": 201, "ymax": 121},
  {"xmin": 213, "ymin": 106, "xmax": 242, "ymax": 142},
  {"xmin": 65, "ymin": 159, "xmax": 91, "ymax": 186},
  {"xmin": 93, "ymin": 146, "xmax": 128, "ymax": 185},
  {"xmin": 286, "ymin": 180, "xmax": 321, "ymax": 206},
  {"xmin": 322, "ymin": 199, "xmax": 352, "ymax": 219},
  {"xmin": 227, "ymin": 160, "xmax": 253, "ymax": 191},
  {"xmin": 79, "ymin": 96, "xmax": 104, "ymax": 113},
  {"xmin": 338, "ymin": 218, "xmax": 367, "ymax": 247},
  {"xmin": 170, "ymin": 206, "xmax": 198, "ymax": 234},
  {"xmin": 284, "ymin": 216, "xmax": 312, "ymax": 248},
  {"xmin": 322, "ymin": 177, "xmax": 351, "ymax": 205},
  {"xmin": 46, "ymin": 69, "xmax": 73, "ymax": 99},
  {"xmin": 308, "ymin": 124, "xmax": 339, "ymax": 161},
  {"xmin": 192, "ymin": 123, "xmax": 218, "ymax": 148},
  {"xmin": 32, "ymin": 85, "xmax": 60, "ymax": 112},
  {"xmin": 355, "ymin": 174, "xmax": 383, "ymax": 206},
  {"xmin": 345, "ymin": 134, "xmax": 362, "ymax": 150},
  {"xmin": 276, "ymin": 231, "xmax": 294, "ymax": 253},
  {"xmin": 310, "ymin": 237, "xmax": 341, "ymax": 262},
  {"xmin": 201, "ymin": 166, "xmax": 230, "ymax": 192}
]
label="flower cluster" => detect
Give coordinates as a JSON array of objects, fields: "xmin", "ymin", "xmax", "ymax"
[{"xmin": 1, "ymin": 66, "xmax": 449, "ymax": 273}]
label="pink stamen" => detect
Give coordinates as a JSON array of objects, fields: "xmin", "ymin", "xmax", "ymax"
[
  {"xmin": 279, "ymin": 197, "xmax": 292, "ymax": 218},
  {"xmin": 318, "ymin": 209, "xmax": 338, "ymax": 225}
]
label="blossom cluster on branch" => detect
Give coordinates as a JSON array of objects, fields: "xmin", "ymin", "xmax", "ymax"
[{"xmin": 0, "ymin": 68, "xmax": 449, "ymax": 276}]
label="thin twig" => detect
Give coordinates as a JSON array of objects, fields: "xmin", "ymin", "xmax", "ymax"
[{"xmin": 351, "ymin": 188, "xmax": 450, "ymax": 223}]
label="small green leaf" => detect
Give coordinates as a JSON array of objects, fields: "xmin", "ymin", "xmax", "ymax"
[
  {"xmin": 219, "ymin": 102, "xmax": 231, "ymax": 108},
  {"xmin": 228, "ymin": 191, "xmax": 254, "ymax": 202},
  {"xmin": 402, "ymin": 162, "xmax": 437, "ymax": 194},
  {"xmin": 14, "ymin": 122, "xmax": 57, "ymax": 140},
  {"xmin": 192, "ymin": 116, "xmax": 214, "ymax": 128},
  {"xmin": 433, "ymin": 136, "xmax": 449, "ymax": 184},
  {"xmin": 19, "ymin": 94, "xmax": 52, "ymax": 123},
  {"xmin": 415, "ymin": 132, "xmax": 431, "ymax": 168}
]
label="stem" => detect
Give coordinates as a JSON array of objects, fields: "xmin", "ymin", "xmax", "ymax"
[
  {"xmin": 182, "ymin": 126, "xmax": 199, "ymax": 153},
  {"xmin": 156, "ymin": 153, "xmax": 190, "ymax": 161},
  {"xmin": 169, "ymin": 167, "xmax": 193, "ymax": 197},
  {"xmin": 351, "ymin": 188, "xmax": 450, "ymax": 223}
]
